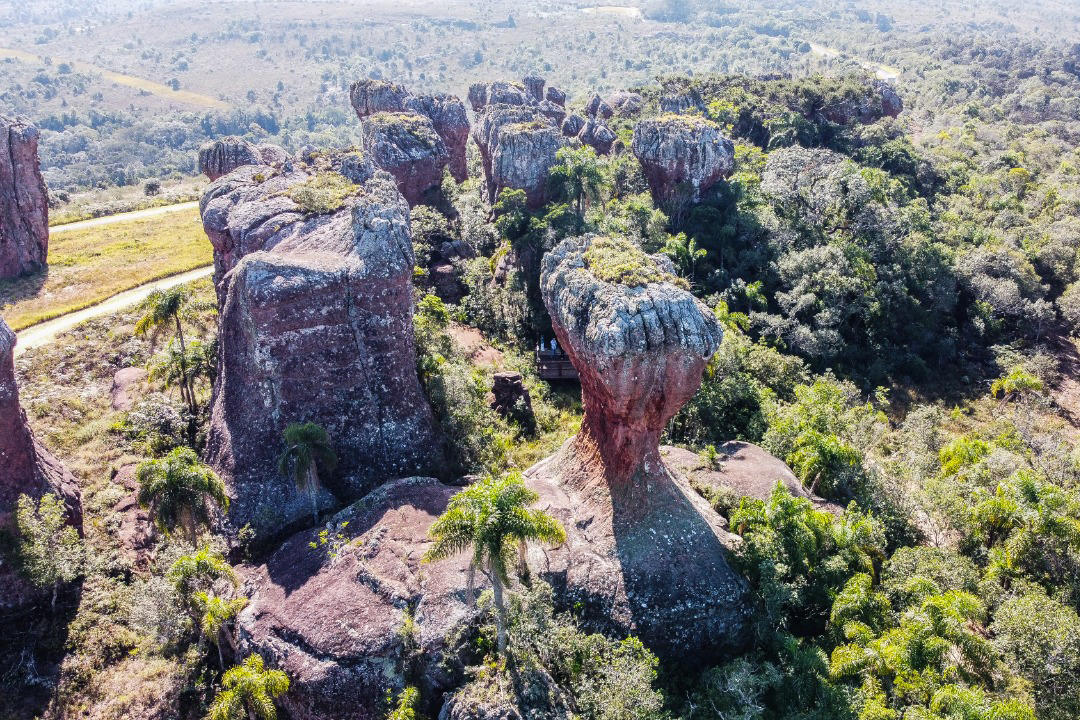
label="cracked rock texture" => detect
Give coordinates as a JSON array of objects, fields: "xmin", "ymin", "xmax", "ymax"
[
  {"xmin": 608, "ymin": 90, "xmax": 643, "ymax": 117},
  {"xmin": 584, "ymin": 93, "xmax": 614, "ymax": 119},
  {"xmin": 362, "ymin": 112, "xmax": 449, "ymax": 206},
  {"xmin": 0, "ymin": 116, "xmax": 48, "ymax": 279},
  {"xmin": 577, "ymin": 117, "xmax": 617, "ymax": 155},
  {"xmin": 527, "ymin": 235, "xmax": 747, "ymax": 660},
  {"xmin": 198, "ymin": 136, "xmax": 264, "ymax": 181},
  {"xmin": 1, "ymin": 317, "xmax": 82, "ymax": 610},
  {"xmin": 350, "ymin": 79, "xmax": 470, "ymax": 182},
  {"xmin": 561, "ymin": 113, "xmax": 585, "ymax": 138},
  {"xmin": 632, "ymin": 115, "xmax": 735, "ymax": 207},
  {"xmin": 472, "ymin": 105, "xmax": 565, "ymax": 208},
  {"xmin": 239, "ymin": 477, "xmax": 475, "ymax": 720},
  {"xmin": 200, "ymin": 161, "xmax": 445, "ymax": 540}
]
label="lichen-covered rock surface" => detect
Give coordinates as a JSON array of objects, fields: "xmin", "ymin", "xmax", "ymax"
[
  {"xmin": 0, "ymin": 116, "xmax": 48, "ymax": 279},
  {"xmin": 526, "ymin": 235, "xmax": 748, "ymax": 660},
  {"xmin": 238, "ymin": 477, "xmax": 475, "ymax": 720},
  {"xmin": 362, "ymin": 112, "xmax": 449, "ymax": 205},
  {"xmin": 472, "ymin": 105, "xmax": 565, "ymax": 208},
  {"xmin": 198, "ymin": 136, "xmax": 264, "ymax": 181},
  {"xmin": 0, "ymin": 317, "xmax": 82, "ymax": 609},
  {"xmin": 632, "ymin": 114, "xmax": 735, "ymax": 207},
  {"xmin": 200, "ymin": 159, "xmax": 445, "ymax": 540}
]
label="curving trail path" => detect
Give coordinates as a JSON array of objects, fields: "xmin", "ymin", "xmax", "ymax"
[
  {"xmin": 14, "ymin": 265, "xmax": 213, "ymax": 357},
  {"xmin": 50, "ymin": 201, "xmax": 201, "ymax": 234}
]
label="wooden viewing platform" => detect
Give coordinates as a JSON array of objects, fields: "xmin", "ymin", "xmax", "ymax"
[{"xmin": 536, "ymin": 350, "xmax": 579, "ymax": 381}]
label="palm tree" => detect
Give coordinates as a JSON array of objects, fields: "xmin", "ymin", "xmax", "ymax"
[
  {"xmin": 196, "ymin": 591, "xmax": 248, "ymax": 669},
  {"xmin": 135, "ymin": 286, "xmax": 213, "ymax": 416},
  {"xmin": 548, "ymin": 146, "xmax": 605, "ymax": 221},
  {"xmin": 208, "ymin": 654, "xmax": 290, "ymax": 720},
  {"xmin": 137, "ymin": 447, "xmax": 229, "ymax": 545},
  {"xmin": 277, "ymin": 422, "xmax": 337, "ymax": 524},
  {"xmin": 149, "ymin": 338, "xmax": 217, "ymax": 415},
  {"xmin": 423, "ymin": 473, "xmax": 566, "ymax": 658},
  {"xmin": 169, "ymin": 545, "xmax": 237, "ymax": 596}
]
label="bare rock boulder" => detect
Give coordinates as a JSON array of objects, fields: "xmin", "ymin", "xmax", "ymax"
[
  {"xmin": 199, "ymin": 137, "xmax": 264, "ymax": 181},
  {"xmin": 348, "ymin": 79, "xmax": 410, "ymax": 117},
  {"xmin": 0, "ymin": 318, "xmax": 82, "ymax": 610},
  {"xmin": 362, "ymin": 112, "xmax": 449, "ymax": 206},
  {"xmin": 584, "ymin": 93, "xmax": 614, "ymax": 120},
  {"xmin": 200, "ymin": 163, "xmax": 446, "ymax": 540},
  {"xmin": 404, "ymin": 94, "xmax": 470, "ymax": 183},
  {"xmin": 527, "ymin": 235, "xmax": 747, "ymax": 661},
  {"xmin": 472, "ymin": 106, "xmax": 565, "ymax": 208},
  {"xmin": 608, "ymin": 90, "xmax": 643, "ymax": 118},
  {"xmin": 577, "ymin": 117, "xmax": 617, "ymax": 155},
  {"xmin": 537, "ymin": 100, "xmax": 567, "ymax": 127},
  {"xmin": 257, "ymin": 143, "xmax": 289, "ymax": 167},
  {"xmin": 632, "ymin": 115, "xmax": 735, "ymax": 208},
  {"xmin": 0, "ymin": 116, "xmax": 49, "ymax": 280},
  {"xmin": 523, "ymin": 75, "xmax": 546, "ymax": 103},
  {"xmin": 239, "ymin": 477, "xmax": 475, "ymax": 720},
  {"xmin": 545, "ymin": 86, "xmax": 567, "ymax": 107}
]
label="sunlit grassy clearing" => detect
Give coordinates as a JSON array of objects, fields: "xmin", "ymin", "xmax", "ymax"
[{"xmin": 0, "ymin": 207, "xmax": 212, "ymax": 330}]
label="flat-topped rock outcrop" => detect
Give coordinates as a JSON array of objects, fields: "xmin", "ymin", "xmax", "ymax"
[
  {"xmin": 350, "ymin": 79, "xmax": 470, "ymax": 183},
  {"xmin": 239, "ymin": 477, "xmax": 474, "ymax": 720},
  {"xmin": 0, "ymin": 116, "xmax": 49, "ymax": 279},
  {"xmin": 526, "ymin": 234, "xmax": 748, "ymax": 660},
  {"xmin": 0, "ymin": 317, "xmax": 82, "ymax": 609},
  {"xmin": 200, "ymin": 158, "xmax": 446, "ymax": 540},
  {"xmin": 632, "ymin": 114, "xmax": 735, "ymax": 209},
  {"xmin": 361, "ymin": 112, "xmax": 449, "ymax": 205}
]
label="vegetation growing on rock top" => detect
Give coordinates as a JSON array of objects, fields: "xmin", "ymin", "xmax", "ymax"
[
  {"xmin": 283, "ymin": 171, "xmax": 358, "ymax": 214},
  {"xmin": 582, "ymin": 235, "xmax": 686, "ymax": 289}
]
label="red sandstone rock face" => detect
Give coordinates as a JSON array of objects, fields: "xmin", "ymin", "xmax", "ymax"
[
  {"xmin": 472, "ymin": 105, "xmax": 565, "ymax": 209},
  {"xmin": 0, "ymin": 318, "xmax": 82, "ymax": 610},
  {"xmin": 531, "ymin": 235, "xmax": 747, "ymax": 660},
  {"xmin": 350, "ymin": 80, "xmax": 470, "ymax": 184},
  {"xmin": 238, "ymin": 477, "xmax": 475, "ymax": 720},
  {"xmin": 632, "ymin": 115, "xmax": 735, "ymax": 208},
  {"xmin": 198, "ymin": 137, "xmax": 264, "ymax": 181},
  {"xmin": 0, "ymin": 116, "xmax": 49, "ymax": 280},
  {"xmin": 362, "ymin": 112, "xmax": 449, "ymax": 206},
  {"xmin": 200, "ymin": 162, "xmax": 446, "ymax": 541}
]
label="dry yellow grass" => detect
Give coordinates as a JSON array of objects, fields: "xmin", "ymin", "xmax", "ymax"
[{"xmin": 0, "ymin": 206, "xmax": 212, "ymax": 330}]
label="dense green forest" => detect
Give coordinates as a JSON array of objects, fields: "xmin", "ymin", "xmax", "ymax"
[{"xmin": 2, "ymin": 1, "xmax": 1080, "ymax": 720}]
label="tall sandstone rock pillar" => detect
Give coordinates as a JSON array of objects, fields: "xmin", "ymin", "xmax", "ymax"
[
  {"xmin": 527, "ymin": 234, "xmax": 748, "ymax": 661},
  {"xmin": 0, "ymin": 317, "xmax": 82, "ymax": 609},
  {"xmin": 0, "ymin": 116, "xmax": 49, "ymax": 279},
  {"xmin": 200, "ymin": 156, "xmax": 446, "ymax": 541}
]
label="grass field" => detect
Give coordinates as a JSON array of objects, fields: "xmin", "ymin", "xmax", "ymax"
[{"xmin": 0, "ymin": 206, "xmax": 212, "ymax": 331}]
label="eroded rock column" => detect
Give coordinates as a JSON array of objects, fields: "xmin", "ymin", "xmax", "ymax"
[{"xmin": 0, "ymin": 116, "xmax": 48, "ymax": 280}]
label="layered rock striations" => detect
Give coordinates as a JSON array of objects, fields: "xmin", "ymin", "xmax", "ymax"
[
  {"xmin": 632, "ymin": 114, "xmax": 735, "ymax": 208},
  {"xmin": 239, "ymin": 477, "xmax": 475, "ymax": 720},
  {"xmin": 0, "ymin": 317, "xmax": 82, "ymax": 609},
  {"xmin": 472, "ymin": 105, "xmax": 565, "ymax": 208},
  {"xmin": 200, "ymin": 159, "xmax": 445, "ymax": 540},
  {"xmin": 0, "ymin": 116, "xmax": 49, "ymax": 280},
  {"xmin": 199, "ymin": 136, "xmax": 265, "ymax": 181},
  {"xmin": 350, "ymin": 79, "xmax": 470, "ymax": 183},
  {"xmin": 526, "ymin": 235, "xmax": 748, "ymax": 660},
  {"xmin": 361, "ymin": 112, "xmax": 449, "ymax": 206}
]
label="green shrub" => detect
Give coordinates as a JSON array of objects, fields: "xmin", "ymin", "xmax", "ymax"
[{"xmin": 284, "ymin": 171, "xmax": 357, "ymax": 214}]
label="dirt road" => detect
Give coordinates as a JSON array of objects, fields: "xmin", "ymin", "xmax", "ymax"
[
  {"xmin": 50, "ymin": 201, "xmax": 201, "ymax": 234},
  {"xmin": 14, "ymin": 265, "xmax": 214, "ymax": 357}
]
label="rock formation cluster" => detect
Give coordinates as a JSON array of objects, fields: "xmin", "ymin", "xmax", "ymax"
[
  {"xmin": 527, "ymin": 235, "xmax": 748, "ymax": 659},
  {"xmin": 198, "ymin": 136, "xmax": 288, "ymax": 181},
  {"xmin": 632, "ymin": 114, "xmax": 735, "ymax": 208},
  {"xmin": 472, "ymin": 103, "xmax": 566, "ymax": 208},
  {"xmin": 360, "ymin": 112, "xmax": 449, "ymax": 206},
  {"xmin": 349, "ymin": 79, "xmax": 470, "ymax": 184},
  {"xmin": 0, "ymin": 317, "xmax": 82, "ymax": 609},
  {"xmin": 0, "ymin": 116, "xmax": 49, "ymax": 280},
  {"xmin": 200, "ymin": 155, "xmax": 445, "ymax": 540}
]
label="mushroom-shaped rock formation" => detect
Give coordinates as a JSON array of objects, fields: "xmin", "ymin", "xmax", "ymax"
[
  {"xmin": 200, "ymin": 161, "xmax": 446, "ymax": 540},
  {"xmin": 0, "ymin": 116, "xmax": 49, "ymax": 280},
  {"xmin": 608, "ymin": 90, "xmax": 643, "ymax": 117},
  {"xmin": 584, "ymin": 93, "xmax": 614, "ymax": 119},
  {"xmin": 632, "ymin": 114, "xmax": 735, "ymax": 208},
  {"xmin": 348, "ymin": 78, "xmax": 410, "ymax": 116},
  {"xmin": 545, "ymin": 85, "xmax": 567, "ymax": 107},
  {"xmin": 1, "ymin": 318, "xmax": 82, "ymax": 610},
  {"xmin": 472, "ymin": 106, "xmax": 565, "ymax": 208},
  {"xmin": 198, "ymin": 136, "xmax": 264, "ymax": 181},
  {"xmin": 561, "ymin": 113, "xmax": 585, "ymax": 138},
  {"xmin": 527, "ymin": 235, "xmax": 748, "ymax": 660},
  {"xmin": 361, "ymin": 112, "xmax": 449, "ymax": 206},
  {"xmin": 350, "ymin": 80, "xmax": 470, "ymax": 183},
  {"xmin": 523, "ymin": 74, "xmax": 546, "ymax": 102},
  {"xmin": 577, "ymin": 117, "xmax": 617, "ymax": 155},
  {"xmin": 239, "ymin": 477, "xmax": 474, "ymax": 720}
]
